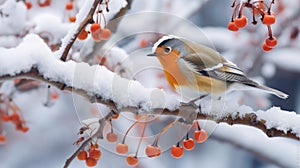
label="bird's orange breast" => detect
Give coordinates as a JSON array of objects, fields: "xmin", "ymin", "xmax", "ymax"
[
  {"xmin": 157, "ymin": 54, "xmax": 227, "ymax": 95},
  {"xmin": 157, "ymin": 52, "xmax": 189, "ymax": 90}
]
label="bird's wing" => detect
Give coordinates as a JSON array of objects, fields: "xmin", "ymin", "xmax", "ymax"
[{"xmin": 181, "ymin": 52, "xmax": 258, "ymax": 86}]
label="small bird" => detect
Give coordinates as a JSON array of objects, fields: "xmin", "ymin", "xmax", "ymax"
[{"xmin": 148, "ymin": 35, "xmax": 288, "ymax": 100}]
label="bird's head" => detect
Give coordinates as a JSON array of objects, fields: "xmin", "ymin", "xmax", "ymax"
[{"xmin": 147, "ymin": 35, "xmax": 188, "ymax": 59}]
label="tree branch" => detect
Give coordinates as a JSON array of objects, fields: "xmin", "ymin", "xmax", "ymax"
[
  {"xmin": 1, "ymin": 67, "xmax": 299, "ymax": 141},
  {"xmin": 63, "ymin": 113, "xmax": 111, "ymax": 168},
  {"xmin": 60, "ymin": 0, "xmax": 103, "ymax": 61}
]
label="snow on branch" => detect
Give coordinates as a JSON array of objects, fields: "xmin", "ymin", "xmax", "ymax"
[{"xmin": 0, "ymin": 34, "xmax": 299, "ymax": 141}]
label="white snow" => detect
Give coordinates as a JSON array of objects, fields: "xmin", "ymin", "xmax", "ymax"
[
  {"xmin": 265, "ymin": 48, "xmax": 300, "ymax": 72},
  {"xmin": 0, "ymin": 34, "xmax": 180, "ymax": 111},
  {"xmin": 30, "ymin": 14, "xmax": 72, "ymax": 43},
  {"xmin": 1, "ymin": 34, "xmax": 298, "ymax": 137},
  {"xmin": 261, "ymin": 62, "xmax": 276, "ymax": 78},
  {"xmin": 199, "ymin": 97, "xmax": 300, "ymax": 138},
  {"xmin": 257, "ymin": 107, "xmax": 300, "ymax": 136},
  {"xmin": 212, "ymin": 121, "xmax": 299, "ymax": 167},
  {"xmin": 55, "ymin": 0, "xmax": 127, "ymax": 59},
  {"xmin": 54, "ymin": 0, "xmax": 95, "ymax": 59},
  {"xmin": 0, "ymin": 1, "xmax": 27, "ymax": 35}
]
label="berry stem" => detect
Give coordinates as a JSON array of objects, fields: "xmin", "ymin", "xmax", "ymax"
[
  {"xmin": 267, "ymin": 0, "xmax": 274, "ymax": 14},
  {"xmin": 135, "ymin": 117, "xmax": 148, "ymax": 157},
  {"xmin": 238, "ymin": 3, "xmax": 245, "ymax": 18},
  {"xmin": 231, "ymin": 0, "xmax": 236, "ymax": 8},
  {"xmin": 185, "ymin": 124, "xmax": 195, "ymax": 140},
  {"xmin": 96, "ymin": 3, "xmax": 101, "ymax": 24},
  {"xmin": 232, "ymin": 2, "xmax": 240, "ymax": 19},
  {"xmin": 185, "ymin": 130, "xmax": 189, "ymax": 140},
  {"xmin": 177, "ymin": 124, "xmax": 183, "ymax": 143},
  {"xmin": 267, "ymin": 25, "xmax": 273, "ymax": 39},
  {"xmin": 121, "ymin": 116, "xmax": 147, "ymax": 144},
  {"xmin": 153, "ymin": 120, "xmax": 178, "ymax": 146},
  {"xmin": 194, "ymin": 121, "xmax": 201, "ymax": 131},
  {"xmin": 109, "ymin": 118, "xmax": 114, "ymax": 133}
]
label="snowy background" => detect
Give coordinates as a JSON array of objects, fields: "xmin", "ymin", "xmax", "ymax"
[{"xmin": 0, "ymin": 0, "xmax": 299, "ymax": 168}]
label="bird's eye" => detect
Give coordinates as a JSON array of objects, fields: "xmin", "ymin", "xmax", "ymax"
[{"xmin": 164, "ymin": 46, "xmax": 172, "ymax": 54}]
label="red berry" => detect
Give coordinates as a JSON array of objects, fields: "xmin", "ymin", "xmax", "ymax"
[
  {"xmin": 194, "ymin": 130, "xmax": 208, "ymax": 143},
  {"xmin": 69, "ymin": 16, "xmax": 76, "ymax": 22},
  {"xmin": 50, "ymin": 92, "xmax": 59, "ymax": 100},
  {"xmin": 262, "ymin": 43, "xmax": 273, "ymax": 52},
  {"xmin": 10, "ymin": 113, "xmax": 20, "ymax": 122},
  {"xmin": 15, "ymin": 122, "xmax": 23, "ymax": 131},
  {"xmin": 116, "ymin": 143, "xmax": 128, "ymax": 154},
  {"xmin": 21, "ymin": 126, "xmax": 29, "ymax": 133},
  {"xmin": 90, "ymin": 23, "xmax": 101, "ymax": 33},
  {"xmin": 145, "ymin": 145, "xmax": 161, "ymax": 158},
  {"xmin": 106, "ymin": 132, "xmax": 118, "ymax": 143},
  {"xmin": 78, "ymin": 30, "xmax": 88, "ymax": 40},
  {"xmin": 77, "ymin": 150, "xmax": 87, "ymax": 160},
  {"xmin": 112, "ymin": 113, "xmax": 119, "ymax": 119},
  {"xmin": 65, "ymin": 2, "xmax": 73, "ymax": 10},
  {"xmin": 91, "ymin": 31, "xmax": 101, "ymax": 42},
  {"xmin": 234, "ymin": 16, "xmax": 247, "ymax": 28},
  {"xmin": 2, "ymin": 114, "xmax": 10, "ymax": 122},
  {"xmin": 171, "ymin": 145, "xmax": 184, "ymax": 158},
  {"xmin": 86, "ymin": 157, "xmax": 97, "ymax": 167},
  {"xmin": 139, "ymin": 39, "xmax": 148, "ymax": 48},
  {"xmin": 38, "ymin": 0, "xmax": 51, "ymax": 7},
  {"xmin": 89, "ymin": 148, "xmax": 101, "ymax": 160},
  {"xmin": 90, "ymin": 143, "xmax": 99, "ymax": 149},
  {"xmin": 182, "ymin": 138, "xmax": 195, "ymax": 151},
  {"xmin": 263, "ymin": 13, "xmax": 276, "ymax": 25},
  {"xmin": 25, "ymin": 1, "xmax": 32, "ymax": 10},
  {"xmin": 99, "ymin": 28, "xmax": 111, "ymax": 40},
  {"xmin": 126, "ymin": 155, "xmax": 139, "ymax": 167},
  {"xmin": 228, "ymin": 22, "xmax": 239, "ymax": 32},
  {"xmin": 265, "ymin": 36, "xmax": 278, "ymax": 47},
  {"xmin": 0, "ymin": 134, "xmax": 6, "ymax": 143}
]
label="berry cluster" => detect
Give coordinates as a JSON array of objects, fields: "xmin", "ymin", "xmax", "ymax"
[
  {"xmin": 74, "ymin": 113, "xmax": 208, "ymax": 167},
  {"xmin": 0, "ymin": 98, "xmax": 30, "ymax": 143},
  {"xmin": 228, "ymin": 0, "xmax": 278, "ymax": 52},
  {"xmin": 77, "ymin": 143, "xmax": 102, "ymax": 167},
  {"xmin": 119, "ymin": 120, "xmax": 208, "ymax": 166},
  {"xmin": 23, "ymin": 0, "xmax": 52, "ymax": 10},
  {"xmin": 78, "ymin": 22, "xmax": 112, "ymax": 42},
  {"xmin": 75, "ymin": 116, "xmax": 119, "ymax": 167},
  {"xmin": 2, "ymin": 112, "xmax": 29, "ymax": 133},
  {"xmin": 170, "ymin": 121, "xmax": 208, "ymax": 159},
  {"xmin": 64, "ymin": 1, "xmax": 76, "ymax": 23},
  {"xmin": 77, "ymin": 1, "xmax": 111, "ymax": 42}
]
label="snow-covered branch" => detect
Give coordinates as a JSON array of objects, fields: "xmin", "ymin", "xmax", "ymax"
[{"xmin": 0, "ymin": 34, "xmax": 299, "ymax": 141}]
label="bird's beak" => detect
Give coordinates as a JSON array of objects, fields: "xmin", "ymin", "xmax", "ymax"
[{"xmin": 147, "ymin": 53, "xmax": 156, "ymax": 57}]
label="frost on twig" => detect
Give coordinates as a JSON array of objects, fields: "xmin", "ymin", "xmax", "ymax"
[{"xmin": 0, "ymin": 34, "xmax": 299, "ymax": 141}]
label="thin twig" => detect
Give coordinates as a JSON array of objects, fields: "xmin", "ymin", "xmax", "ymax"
[
  {"xmin": 83, "ymin": 0, "xmax": 133, "ymax": 62},
  {"xmin": 63, "ymin": 113, "xmax": 111, "ymax": 168},
  {"xmin": 60, "ymin": 0, "xmax": 103, "ymax": 61}
]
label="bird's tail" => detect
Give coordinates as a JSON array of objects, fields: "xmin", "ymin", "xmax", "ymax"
[{"xmin": 255, "ymin": 84, "xmax": 288, "ymax": 99}]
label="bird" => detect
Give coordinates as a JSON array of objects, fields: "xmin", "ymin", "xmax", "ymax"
[{"xmin": 147, "ymin": 35, "xmax": 288, "ymax": 101}]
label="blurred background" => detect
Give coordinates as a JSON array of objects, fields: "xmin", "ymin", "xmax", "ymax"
[{"xmin": 0, "ymin": 0, "xmax": 299, "ymax": 168}]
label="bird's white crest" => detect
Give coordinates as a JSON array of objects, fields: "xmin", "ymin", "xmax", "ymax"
[{"xmin": 152, "ymin": 35, "xmax": 180, "ymax": 53}]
